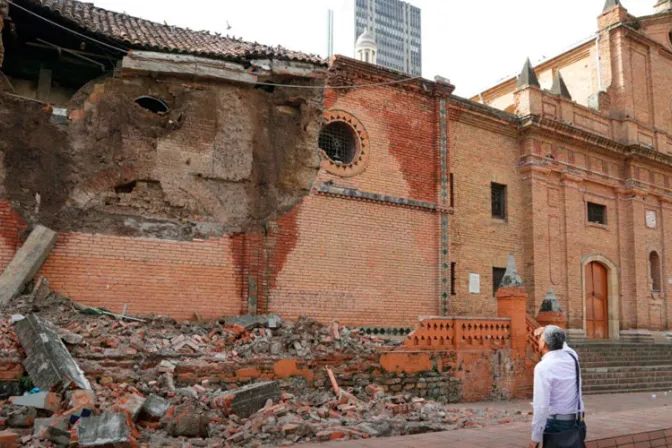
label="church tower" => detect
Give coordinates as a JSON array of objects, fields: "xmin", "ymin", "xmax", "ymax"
[{"xmin": 355, "ymin": 29, "xmax": 377, "ymax": 65}]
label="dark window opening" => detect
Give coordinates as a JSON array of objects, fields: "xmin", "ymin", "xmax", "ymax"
[
  {"xmin": 650, "ymin": 251, "xmax": 662, "ymax": 292},
  {"xmin": 493, "ymin": 267, "xmax": 506, "ymax": 296},
  {"xmin": 114, "ymin": 181, "xmax": 137, "ymax": 194},
  {"xmin": 449, "ymin": 173, "xmax": 454, "ymax": 208},
  {"xmin": 450, "ymin": 262, "xmax": 456, "ymax": 296},
  {"xmin": 587, "ymin": 202, "xmax": 606, "ymax": 225},
  {"xmin": 134, "ymin": 96, "xmax": 169, "ymax": 114},
  {"xmin": 491, "ymin": 183, "xmax": 507, "ymax": 219},
  {"xmin": 318, "ymin": 121, "xmax": 358, "ymax": 164}
]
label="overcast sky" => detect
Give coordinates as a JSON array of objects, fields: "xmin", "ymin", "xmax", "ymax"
[{"xmin": 90, "ymin": 0, "xmax": 655, "ymax": 97}]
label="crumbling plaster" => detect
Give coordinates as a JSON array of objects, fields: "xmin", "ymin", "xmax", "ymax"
[{"xmin": 0, "ymin": 72, "xmax": 324, "ymax": 240}]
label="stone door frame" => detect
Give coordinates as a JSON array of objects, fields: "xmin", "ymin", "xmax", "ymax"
[{"xmin": 581, "ymin": 254, "xmax": 620, "ymax": 341}]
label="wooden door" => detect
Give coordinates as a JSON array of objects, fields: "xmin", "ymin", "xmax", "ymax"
[{"xmin": 585, "ymin": 262, "xmax": 609, "ymax": 340}]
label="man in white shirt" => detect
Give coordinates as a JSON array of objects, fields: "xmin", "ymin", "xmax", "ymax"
[{"xmin": 529, "ymin": 325, "xmax": 585, "ymax": 448}]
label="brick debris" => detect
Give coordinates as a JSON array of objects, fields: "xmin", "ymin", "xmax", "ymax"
[{"xmin": 0, "ymin": 280, "xmax": 531, "ymax": 447}]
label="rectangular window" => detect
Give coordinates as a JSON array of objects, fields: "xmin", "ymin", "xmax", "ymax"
[
  {"xmin": 587, "ymin": 202, "xmax": 606, "ymax": 225},
  {"xmin": 492, "ymin": 267, "xmax": 506, "ymax": 296},
  {"xmin": 491, "ymin": 183, "xmax": 507, "ymax": 219},
  {"xmin": 450, "ymin": 262, "xmax": 456, "ymax": 296},
  {"xmin": 449, "ymin": 173, "xmax": 454, "ymax": 208}
]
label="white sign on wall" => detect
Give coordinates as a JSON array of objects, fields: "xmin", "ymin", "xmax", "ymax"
[
  {"xmin": 469, "ymin": 273, "xmax": 481, "ymax": 294},
  {"xmin": 646, "ymin": 210, "xmax": 657, "ymax": 229}
]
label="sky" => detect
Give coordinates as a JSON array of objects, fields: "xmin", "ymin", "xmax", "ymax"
[{"xmin": 89, "ymin": 0, "xmax": 656, "ymax": 97}]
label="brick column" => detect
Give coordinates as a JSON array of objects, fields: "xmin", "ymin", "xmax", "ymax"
[
  {"xmin": 561, "ymin": 172, "xmax": 585, "ymax": 338},
  {"xmin": 496, "ymin": 254, "xmax": 528, "ymax": 358}
]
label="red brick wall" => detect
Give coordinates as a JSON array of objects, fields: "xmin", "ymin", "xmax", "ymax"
[
  {"xmin": 38, "ymin": 232, "xmax": 242, "ymax": 321},
  {"xmin": 586, "ymin": 429, "xmax": 672, "ymax": 448},
  {"xmin": 261, "ymin": 63, "xmax": 445, "ymax": 327},
  {"xmin": 448, "ymin": 108, "xmax": 523, "ymax": 317},
  {"xmin": 321, "ymin": 66, "xmax": 439, "ymax": 204},
  {"xmin": 268, "ymin": 195, "xmax": 438, "ymax": 327}
]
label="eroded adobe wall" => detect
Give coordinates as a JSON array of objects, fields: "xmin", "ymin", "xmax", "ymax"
[{"xmin": 0, "ymin": 74, "xmax": 323, "ymax": 240}]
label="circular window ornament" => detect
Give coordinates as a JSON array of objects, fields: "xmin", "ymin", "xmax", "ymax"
[{"xmin": 318, "ymin": 110, "xmax": 371, "ymax": 177}]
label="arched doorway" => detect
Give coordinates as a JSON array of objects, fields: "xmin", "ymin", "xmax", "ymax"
[{"xmin": 585, "ymin": 261, "xmax": 609, "ymax": 339}]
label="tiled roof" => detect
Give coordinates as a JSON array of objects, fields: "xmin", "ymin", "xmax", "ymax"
[{"xmin": 14, "ymin": 0, "xmax": 326, "ymax": 65}]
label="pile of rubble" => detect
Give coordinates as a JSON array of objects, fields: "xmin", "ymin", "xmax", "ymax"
[
  {"xmin": 0, "ymin": 282, "xmax": 532, "ymax": 447},
  {"xmin": 2, "ymin": 287, "xmax": 386, "ymax": 362}
]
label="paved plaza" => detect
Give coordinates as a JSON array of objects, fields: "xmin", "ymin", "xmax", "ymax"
[{"xmin": 301, "ymin": 391, "xmax": 672, "ymax": 448}]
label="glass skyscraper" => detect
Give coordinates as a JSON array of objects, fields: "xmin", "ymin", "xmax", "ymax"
[{"xmin": 354, "ymin": 0, "xmax": 421, "ymax": 76}]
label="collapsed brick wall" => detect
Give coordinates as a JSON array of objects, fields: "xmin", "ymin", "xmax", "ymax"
[
  {"xmin": 0, "ymin": 74, "xmax": 323, "ymax": 240},
  {"xmin": 82, "ymin": 349, "xmax": 527, "ymax": 404}
]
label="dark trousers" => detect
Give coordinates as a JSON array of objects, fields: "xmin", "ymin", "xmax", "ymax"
[{"xmin": 545, "ymin": 418, "xmax": 578, "ymax": 434}]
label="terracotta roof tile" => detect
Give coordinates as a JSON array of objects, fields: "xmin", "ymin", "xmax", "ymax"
[{"xmin": 14, "ymin": 0, "xmax": 326, "ymax": 65}]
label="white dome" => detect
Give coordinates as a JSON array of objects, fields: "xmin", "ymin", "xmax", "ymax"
[{"xmin": 355, "ymin": 30, "xmax": 376, "ymax": 49}]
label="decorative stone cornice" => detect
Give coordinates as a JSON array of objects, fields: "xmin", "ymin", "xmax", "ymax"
[{"xmin": 315, "ymin": 183, "xmax": 448, "ymax": 213}]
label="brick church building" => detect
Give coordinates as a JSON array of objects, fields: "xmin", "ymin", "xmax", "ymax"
[{"xmin": 1, "ymin": 0, "xmax": 672, "ymax": 343}]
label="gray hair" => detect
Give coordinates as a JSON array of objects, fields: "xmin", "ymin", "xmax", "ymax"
[{"xmin": 543, "ymin": 325, "xmax": 566, "ymax": 351}]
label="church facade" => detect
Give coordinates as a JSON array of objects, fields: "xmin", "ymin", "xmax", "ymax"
[
  {"xmin": 455, "ymin": 0, "xmax": 672, "ymax": 341},
  {"xmin": 332, "ymin": 0, "xmax": 672, "ymax": 341},
  {"xmin": 2, "ymin": 0, "xmax": 672, "ymax": 342}
]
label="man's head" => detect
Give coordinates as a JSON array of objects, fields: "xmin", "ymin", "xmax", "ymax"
[{"xmin": 534, "ymin": 325, "xmax": 566, "ymax": 353}]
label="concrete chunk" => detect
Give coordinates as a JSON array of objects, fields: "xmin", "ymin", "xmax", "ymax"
[
  {"xmin": 0, "ymin": 225, "xmax": 57, "ymax": 306},
  {"xmin": 33, "ymin": 416, "xmax": 70, "ymax": 445},
  {"xmin": 10, "ymin": 392, "xmax": 61, "ymax": 413},
  {"xmin": 115, "ymin": 394, "xmax": 145, "ymax": 421},
  {"xmin": 33, "ymin": 416, "xmax": 69, "ymax": 436},
  {"xmin": 13, "ymin": 314, "xmax": 91, "ymax": 392},
  {"xmin": 214, "ymin": 381, "xmax": 281, "ymax": 418},
  {"xmin": 140, "ymin": 394, "xmax": 170, "ymax": 420},
  {"xmin": 78, "ymin": 413, "xmax": 134, "ymax": 447}
]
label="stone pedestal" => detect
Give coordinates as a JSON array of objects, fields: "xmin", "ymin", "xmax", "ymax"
[
  {"xmin": 536, "ymin": 311, "xmax": 567, "ymax": 329},
  {"xmin": 536, "ymin": 289, "xmax": 567, "ymax": 329}
]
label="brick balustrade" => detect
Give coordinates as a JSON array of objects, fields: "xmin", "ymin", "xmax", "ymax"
[{"xmin": 400, "ymin": 317, "xmax": 512, "ymax": 351}]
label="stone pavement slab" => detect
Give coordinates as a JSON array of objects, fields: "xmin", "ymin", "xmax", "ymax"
[{"xmin": 299, "ymin": 392, "xmax": 672, "ymax": 448}]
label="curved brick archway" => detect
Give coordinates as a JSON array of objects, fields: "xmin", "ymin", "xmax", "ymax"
[{"xmin": 581, "ymin": 254, "xmax": 620, "ymax": 341}]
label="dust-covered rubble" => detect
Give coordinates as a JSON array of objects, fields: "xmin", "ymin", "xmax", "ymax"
[{"xmin": 0, "ymin": 281, "xmax": 532, "ymax": 447}]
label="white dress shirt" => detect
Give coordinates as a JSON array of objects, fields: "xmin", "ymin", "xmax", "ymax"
[{"xmin": 531, "ymin": 342, "xmax": 585, "ymax": 443}]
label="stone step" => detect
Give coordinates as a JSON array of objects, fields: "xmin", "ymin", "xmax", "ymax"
[
  {"xmin": 575, "ymin": 347, "xmax": 672, "ymax": 353},
  {"xmin": 578, "ymin": 354, "xmax": 672, "ymax": 360},
  {"xmin": 581, "ymin": 360, "xmax": 672, "ymax": 368},
  {"xmin": 572, "ymin": 342, "xmax": 672, "ymax": 395},
  {"xmin": 583, "ymin": 373, "xmax": 672, "ymax": 382},
  {"xmin": 580, "ymin": 356, "xmax": 672, "ymax": 360},
  {"xmin": 579, "ymin": 355, "xmax": 672, "ymax": 364},
  {"xmin": 583, "ymin": 377, "xmax": 672, "ymax": 387},
  {"xmin": 583, "ymin": 365, "xmax": 672, "ymax": 374},
  {"xmin": 583, "ymin": 378, "xmax": 672, "ymax": 387},
  {"xmin": 574, "ymin": 345, "xmax": 672, "ymax": 350},
  {"xmin": 583, "ymin": 386, "xmax": 672, "ymax": 395}
]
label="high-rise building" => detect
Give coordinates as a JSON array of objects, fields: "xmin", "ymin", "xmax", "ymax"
[
  {"xmin": 327, "ymin": 9, "xmax": 335, "ymax": 59},
  {"xmin": 354, "ymin": 0, "xmax": 421, "ymax": 76}
]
